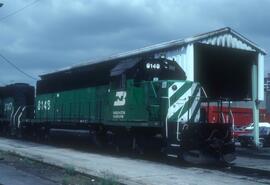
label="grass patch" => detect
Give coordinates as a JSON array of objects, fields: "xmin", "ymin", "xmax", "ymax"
[
  {"xmin": 19, "ymin": 156, "xmax": 35, "ymax": 165},
  {"xmin": 64, "ymin": 165, "xmax": 77, "ymax": 176},
  {"xmin": 62, "ymin": 175, "xmax": 96, "ymax": 185},
  {"xmin": 60, "ymin": 170, "xmax": 121, "ymax": 185},
  {"xmin": 100, "ymin": 171, "xmax": 120, "ymax": 185}
]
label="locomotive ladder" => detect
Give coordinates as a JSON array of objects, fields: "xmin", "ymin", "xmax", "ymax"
[
  {"xmin": 166, "ymin": 120, "xmax": 182, "ymax": 158},
  {"xmin": 165, "ymin": 94, "xmax": 204, "ymax": 159},
  {"xmin": 164, "ymin": 97, "xmax": 183, "ymax": 159}
]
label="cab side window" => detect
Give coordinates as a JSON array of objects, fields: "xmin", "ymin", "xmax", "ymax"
[{"xmin": 110, "ymin": 74, "xmax": 126, "ymax": 90}]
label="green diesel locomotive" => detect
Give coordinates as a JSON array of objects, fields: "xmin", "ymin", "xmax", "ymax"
[
  {"xmin": 0, "ymin": 58, "xmax": 235, "ymax": 163},
  {"xmin": 34, "ymin": 57, "xmax": 235, "ymax": 163}
]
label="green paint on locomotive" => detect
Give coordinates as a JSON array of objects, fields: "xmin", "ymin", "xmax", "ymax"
[
  {"xmin": 165, "ymin": 81, "xmax": 201, "ymax": 123},
  {"xmin": 35, "ymin": 86, "xmax": 106, "ymax": 122},
  {"xmin": 2, "ymin": 97, "xmax": 14, "ymax": 120},
  {"xmin": 35, "ymin": 78, "xmax": 201, "ymax": 127},
  {"xmin": 0, "ymin": 97, "xmax": 15, "ymax": 121},
  {"xmin": 35, "ymin": 80, "xmax": 153, "ymax": 126}
]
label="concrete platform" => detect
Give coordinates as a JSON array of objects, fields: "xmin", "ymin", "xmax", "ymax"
[
  {"xmin": 234, "ymin": 147, "xmax": 270, "ymax": 172},
  {"xmin": 0, "ymin": 137, "xmax": 269, "ymax": 185}
]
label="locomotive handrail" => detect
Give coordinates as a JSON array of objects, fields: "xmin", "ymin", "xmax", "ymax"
[
  {"xmin": 13, "ymin": 106, "xmax": 21, "ymax": 129},
  {"xmin": 161, "ymin": 96, "xmax": 170, "ymax": 138},
  {"xmin": 61, "ymin": 103, "xmax": 64, "ymax": 122},
  {"xmin": 46, "ymin": 107, "xmax": 48, "ymax": 122},
  {"xmin": 229, "ymin": 109, "xmax": 235, "ymax": 132},
  {"xmin": 201, "ymin": 87, "xmax": 208, "ymax": 98},
  {"xmin": 88, "ymin": 102, "xmax": 91, "ymax": 122},
  {"xmin": 78, "ymin": 102, "xmax": 81, "ymax": 121},
  {"xmin": 17, "ymin": 106, "xmax": 26, "ymax": 129},
  {"xmin": 229, "ymin": 109, "xmax": 235, "ymax": 125},
  {"xmin": 221, "ymin": 112, "xmax": 225, "ymax": 123},
  {"xmin": 176, "ymin": 105, "xmax": 185, "ymax": 142},
  {"xmin": 69, "ymin": 103, "xmax": 72, "ymax": 121},
  {"xmin": 9, "ymin": 106, "xmax": 14, "ymax": 125},
  {"xmin": 150, "ymin": 82, "xmax": 157, "ymax": 98}
]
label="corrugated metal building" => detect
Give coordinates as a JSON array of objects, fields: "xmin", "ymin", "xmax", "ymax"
[
  {"xmin": 42, "ymin": 27, "xmax": 266, "ymax": 147},
  {"xmin": 44, "ymin": 27, "xmax": 266, "ymax": 102}
]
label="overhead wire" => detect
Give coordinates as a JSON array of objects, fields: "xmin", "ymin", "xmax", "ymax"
[
  {"xmin": 0, "ymin": 0, "xmax": 41, "ymax": 22},
  {"xmin": 0, "ymin": 0, "xmax": 41, "ymax": 81},
  {"xmin": 0, "ymin": 53, "xmax": 38, "ymax": 81}
]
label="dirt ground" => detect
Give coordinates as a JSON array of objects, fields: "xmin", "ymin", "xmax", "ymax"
[{"xmin": 0, "ymin": 151, "xmax": 120, "ymax": 185}]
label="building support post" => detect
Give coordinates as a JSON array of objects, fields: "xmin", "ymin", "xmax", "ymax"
[{"xmin": 252, "ymin": 63, "xmax": 260, "ymax": 149}]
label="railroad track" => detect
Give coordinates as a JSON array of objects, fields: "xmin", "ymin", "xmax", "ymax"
[{"xmin": 1, "ymin": 130, "xmax": 269, "ymax": 181}]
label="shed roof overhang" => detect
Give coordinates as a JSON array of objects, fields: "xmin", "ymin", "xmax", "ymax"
[{"xmin": 41, "ymin": 27, "xmax": 266, "ymax": 79}]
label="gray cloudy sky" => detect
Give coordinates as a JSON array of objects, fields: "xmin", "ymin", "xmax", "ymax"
[{"xmin": 0, "ymin": 0, "xmax": 269, "ymax": 85}]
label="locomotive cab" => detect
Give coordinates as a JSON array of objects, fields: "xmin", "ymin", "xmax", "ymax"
[
  {"xmin": 110, "ymin": 58, "xmax": 187, "ymax": 87},
  {"xmin": 109, "ymin": 58, "xmax": 235, "ymax": 163},
  {"xmin": 108, "ymin": 58, "xmax": 189, "ymax": 124}
]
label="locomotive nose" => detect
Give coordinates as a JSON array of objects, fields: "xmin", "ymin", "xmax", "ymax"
[{"xmin": 164, "ymin": 81, "xmax": 201, "ymax": 124}]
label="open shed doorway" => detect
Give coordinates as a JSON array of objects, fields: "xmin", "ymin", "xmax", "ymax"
[{"xmin": 194, "ymin": 43, "xmax": 257, "ymax": 100}]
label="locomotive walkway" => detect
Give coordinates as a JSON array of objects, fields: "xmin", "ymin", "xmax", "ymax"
[{"xmin": 0, "ymin": 137, "xmax": 269, "ymax": 185}]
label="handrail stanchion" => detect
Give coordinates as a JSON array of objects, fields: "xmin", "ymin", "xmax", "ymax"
[{"xmin": 88, "ymin": 102, "xmax": 91, "ymax": 122}]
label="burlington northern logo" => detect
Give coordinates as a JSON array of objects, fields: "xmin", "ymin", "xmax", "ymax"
[{"xmin": 113, "ymin": 91, "xmax": 127, "ymax": 106}]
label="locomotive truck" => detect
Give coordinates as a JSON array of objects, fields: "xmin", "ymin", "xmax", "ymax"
[{"xmin": 0, "ymin": 57, "xmax": 235, "ymax": 163}]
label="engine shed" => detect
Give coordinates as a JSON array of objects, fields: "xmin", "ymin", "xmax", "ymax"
[
  {"xmin": 40, "ymin": 27, "xmax": 266, "ymax": 147},
  {"xmin": 41, "ymin": 27, "xmax": 265, "ymax": 100}
]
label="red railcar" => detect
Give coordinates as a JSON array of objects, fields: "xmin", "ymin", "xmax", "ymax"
[{"xmin": 206, "ymin": 106, "xmax": 268, "ymax": 128}]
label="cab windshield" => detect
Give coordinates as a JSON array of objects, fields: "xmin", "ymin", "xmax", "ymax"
[
  {"xmin": 110, "ymin": 58, "xmax": 187, "ymax": 89},
  {"xmin": 134, "ymin": 58, "xmax": 187, "ymax": 82}
]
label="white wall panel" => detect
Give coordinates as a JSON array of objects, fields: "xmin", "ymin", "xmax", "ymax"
[
  {"xmin": 200, "ymin": 33, "xmax": 254, "ymax": 52},
  {"xmin": 154, "ymin": 44, "xmax": 194, "ymax": 81},
  {"xmin": 258, "ymin": 53, "xmax": 265, "ymax": 101},
  {"xmin": 152, "ymin": 32, "xmax": 265, "ymax": 102}
]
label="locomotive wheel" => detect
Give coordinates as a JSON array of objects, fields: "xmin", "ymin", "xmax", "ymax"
[
  {"xmin": 14, "ymin": 123, "xmax": 27, "ymax": 139},
  {"xmin": 240, "ymin": 141, "xmax": 248, "ymax": 147},
  {"xmin": 132, "ymin": 136, "xmax": 144, "ymax": 155},
  {"xmin": 33, "ymin": 126, "xmax": 50, "ymax": 143},
  {"xmin": 2, "ymin": 125, "xmax": 10, "ymax": 137},
  {"xmin": 22, "ymin": 126, "xmax": 34, "ymax": 140},
  {"xmin": 0, "ymin": 125, "xmax": 3, "ymax": 135},
  {"xmin": 90, "ymin": 130, "xmax": 106, "ymax": 148},
  {"xmin": 15, "ymin": 127, "xmax": 23, "ymax": 139},
  {"xmin": 113, "ymin": 133, "xmax": 133, "ymax": 153}
]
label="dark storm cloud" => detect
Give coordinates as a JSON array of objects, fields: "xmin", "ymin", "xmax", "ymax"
[{"xmin": 0, "ymin": 0, "xmax": 269, "ymax": 85}]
